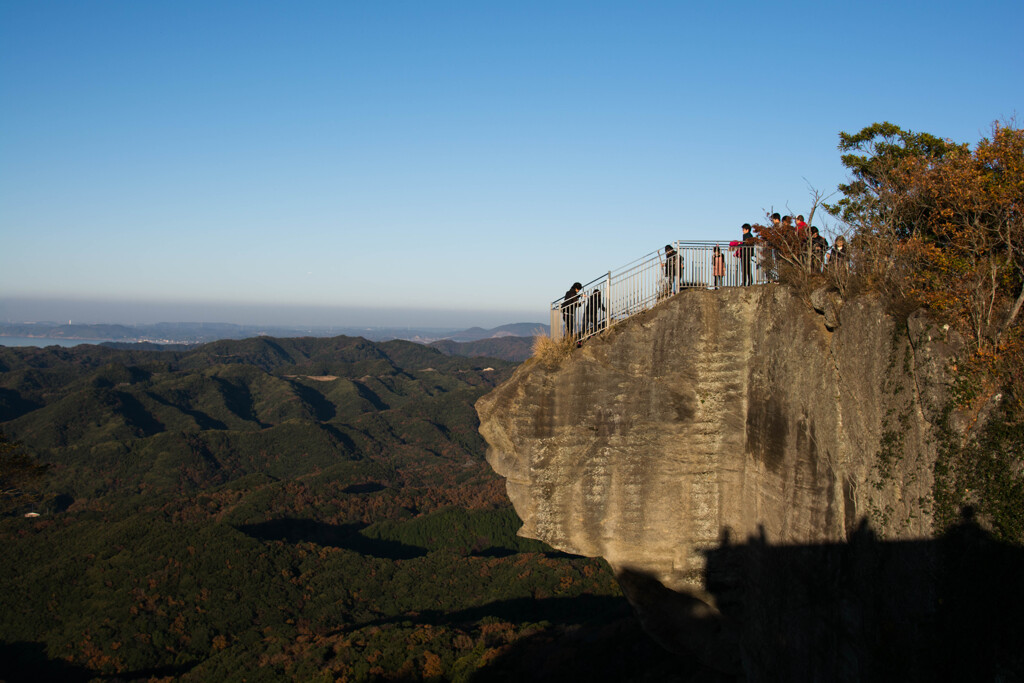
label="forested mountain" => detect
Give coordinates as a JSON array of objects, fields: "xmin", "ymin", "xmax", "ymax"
[
  {"xmin": 428, "ymin": 336, "xmax": 535, "ymax": 362},
  {"xmin": 441, "ymin": 323, "xmax": 545, "ymax": 342},
  {"xmin": 0, "ymin": 336, "xmax": 688, "ymax": 682}
]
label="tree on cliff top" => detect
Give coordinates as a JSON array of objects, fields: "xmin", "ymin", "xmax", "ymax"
[
  {"xmin": 828, "ymin": 121, "xmax": 1024, "ymax": 360},
  {"xmin": 827, "ymin": 121, "xmax": 1024, "ymax": 542},
  {"xmin": 824, "ymin": 121, "xmax": 957, "ymax": 235}
]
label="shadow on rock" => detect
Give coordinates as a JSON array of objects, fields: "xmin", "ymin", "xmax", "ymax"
[{"xmin": 613, "ymin": 510, "xmax": 1024, "ymax": 682}]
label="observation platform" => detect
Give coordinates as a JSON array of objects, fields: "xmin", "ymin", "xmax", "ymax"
[{"xmin": 551, "ymin": 241, "xmax": 775, "ymax": 342}]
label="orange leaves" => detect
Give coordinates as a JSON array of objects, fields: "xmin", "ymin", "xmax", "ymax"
[
  {"xmin": 422, "ymin": 650, "xmax": 443, "ymax": 678},
  {"xmin": 854, "ymin": 122, "xmax": 1024, "ymax": 351}
]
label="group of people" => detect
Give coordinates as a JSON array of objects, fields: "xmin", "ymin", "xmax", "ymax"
[
  {"xmin": 560, "ymin": 218, "xmax": 851, "ymax": 339},
  {"xmin": 561, "ymin": 282, "xmax": 605, "ymax": 340},
  {"xmin": 767, "ymin": 213, "xmax": 848, "ymax": 272},
  {"xmin": 664, "ymin": 235, "xmax": 760, "ymax": 292}
]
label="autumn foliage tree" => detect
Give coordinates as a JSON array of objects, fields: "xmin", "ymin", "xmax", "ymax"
[
  {"xmin": 824, "ymin": 121, "xmax": 1024, "ymax": 409},
  {"xmin": 824, "ymin": 120, "xmax": 1024, "ymax": 540}
]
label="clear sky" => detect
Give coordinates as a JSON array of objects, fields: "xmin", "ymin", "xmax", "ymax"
[{"xmin": 1, "ymin": 0, "xmax": 1021, "ymax": 327}]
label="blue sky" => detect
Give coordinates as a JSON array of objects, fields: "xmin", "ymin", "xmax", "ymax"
[{"xmin": 1, "ymin": 0, "xmax": 1021, "ymax": 327}]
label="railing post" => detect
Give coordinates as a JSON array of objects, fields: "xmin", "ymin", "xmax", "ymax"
[{"xmin": 551, "ymin": 305, "xmax": 561, "ymax": 342}]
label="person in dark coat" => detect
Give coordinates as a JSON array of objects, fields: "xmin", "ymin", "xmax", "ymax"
[
  {"xmin": 809, "ymin": 226, "xmax": 829, "ymax": 271},
  {"xmin": 663, "ymin": 244, "xmax": 679, "ymax": 295},
  {"xmin": 562, "ymin": 282, "xmax": 583, "ymax": 339},
  {"xmin": 584, "ymin": 287, "xmax": 606, "ymax": 336},
  {"xmin": 740, "ymin": 224, "xmax": 755, "ymax": 286}
]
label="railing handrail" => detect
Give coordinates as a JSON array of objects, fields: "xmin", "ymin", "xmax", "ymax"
[{"xmin": 550, "ymin": 239, "xmax": 775, "ymax": 343}]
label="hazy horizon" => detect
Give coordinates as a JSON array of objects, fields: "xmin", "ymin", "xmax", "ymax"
[
  {"xmin": 3, "ymin": 3, "xmax": 1019, "ymax": 324},
  {"xmin": 0, "ymin": 297, "xmax": 545, "ymax": 330}
]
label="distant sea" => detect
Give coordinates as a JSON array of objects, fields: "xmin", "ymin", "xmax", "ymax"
[{"xmin": 0, "ymin": 336, "xmax": 115, "ymax": 348}]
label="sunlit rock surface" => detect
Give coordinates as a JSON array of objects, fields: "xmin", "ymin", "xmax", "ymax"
[{"xmin": 476, "ymin": 285, "xmax": 970, "ymax": 675}]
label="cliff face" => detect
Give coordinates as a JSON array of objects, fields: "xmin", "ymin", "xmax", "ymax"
[
  {"xmin": 477, "ymin": 285, "xmax": 1024, "ymax": 679},
  {"xmin": 476, "ymin": 286, "xmax": 966, "ymax": 670}
]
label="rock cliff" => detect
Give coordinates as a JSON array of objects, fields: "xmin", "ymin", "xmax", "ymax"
[{"xmin": 476, "ymin": 285, "xmax": 978, "ymax": 675}]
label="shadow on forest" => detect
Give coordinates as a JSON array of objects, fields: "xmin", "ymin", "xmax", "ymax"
[
  {"xmin": 365, "ymin": 593, "xmax": 633, "ymax": 629},
  {"xmin": 0, "ymin": 387, "xmax": 42, "ymax": 422},
  {"xmin": 0, "ymin": 641, "xmax": 198, "ymax": 683},
  {"xmin": 0, "ymin": 641, "xmax": 93, "ymax": 683},
  {"xmin": 488, "ymin": 508, "xmax": 1024, "ymax": 682},
  {"xmin": 357, "ymin": 594, "xmax": 715, "ymax": 682},
  {"xmin": 472, "ymin": 546, "xmax": 577, "ymax": 559},
  {"xmin": 341, "ymin": 481, "xmax": 387, "ymax": 494},
  {"xmin": 463, "ymin": 600, "xmax": 721, "ymax": 683},
  {"xmin": 236, "ymin": 518, "xmax": 426, "ymax": 559}
]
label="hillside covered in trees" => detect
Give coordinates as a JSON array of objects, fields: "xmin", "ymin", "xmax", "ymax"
[
  {"xmin": 0, "ymin": 337, "xmax": 696, "ymax": 682},
  {"xmin": 3, "ymin": 119, "xmax": 1020, "ymax": 681}
]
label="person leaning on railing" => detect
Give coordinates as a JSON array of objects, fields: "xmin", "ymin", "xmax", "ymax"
[
  {"xmin": 583, "ymin": 287, "xmax": 606, "ymax": 336},
  {"xmin": 562, "ymin": 282, "xmax": 583, "ymax": 338}
]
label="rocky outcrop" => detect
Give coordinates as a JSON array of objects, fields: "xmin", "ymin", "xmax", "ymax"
[{"xmin": 476, "ymin": 285, "xmax": 969, "ymax": 674}]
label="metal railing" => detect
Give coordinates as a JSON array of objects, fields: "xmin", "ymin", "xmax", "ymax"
[{"xmin": 551, "ymin": 241, "xmax": 776, "ymax": 343}]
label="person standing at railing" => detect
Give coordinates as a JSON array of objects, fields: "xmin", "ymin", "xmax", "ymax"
[
  {"xmin": 662, "ymin": 244, "xmax": 679, "ymax": 297},
  {"xmin": 740, "ymin": 224, "xmax": 755, "ymax": 286},
  {"xmin": 583, "ymin": 287, "xmax": 606, "ymax": 336},
  {"xmin": 711, "ymin": 245, "xmax": 725, "ymax": 289},
  {"xmin": 562, "ymin": 282, "xmax": 583, "ymax": 338}
]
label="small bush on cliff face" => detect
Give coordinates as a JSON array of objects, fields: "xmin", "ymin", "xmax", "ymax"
[{"xmin": 531, "ymin": 333, "xmax": 575, "ymax": 366}]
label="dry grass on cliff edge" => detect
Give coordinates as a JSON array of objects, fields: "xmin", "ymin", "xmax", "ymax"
[{"xmin": 532, "ymin": 331, "xmax": 575, "ymax": 365}]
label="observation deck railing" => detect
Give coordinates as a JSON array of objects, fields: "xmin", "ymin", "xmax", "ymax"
[{"xmin": 550, "ymin": 240, "xmax": 775, "ymax": 343}]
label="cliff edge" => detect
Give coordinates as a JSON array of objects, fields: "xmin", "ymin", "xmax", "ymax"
[{"xmin": 475, "ymin": 285, "xmax": 986, "ymax": 676}]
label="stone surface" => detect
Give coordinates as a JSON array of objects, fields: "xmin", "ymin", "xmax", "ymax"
[
  {"xmin": 810, "ymin": 284, "xmax": 843, "ymax": 330},
  {"xmin": 476, "ymin": 285, "xmax": 964, "ymax": 673}
]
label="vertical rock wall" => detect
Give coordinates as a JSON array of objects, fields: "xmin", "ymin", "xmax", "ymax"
[{"xmin": 477, "ymin": 286, "xmax": 955, "ymax": 597}]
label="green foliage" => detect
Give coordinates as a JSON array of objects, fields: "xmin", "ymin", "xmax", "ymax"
[
  {"xmin": 825, "ymin": 121, "xmax": 957, "ymax": 233},
  {"xmin": 429, "ymin": 337, "xmax": 535, "ymax": 362},
  {"xmin": 0, "ymin": 336, "xmax": 628, "ymax": 681},
  {"xmin": 934, "ymin": 403, "xmax": 1024, "ymax": 544},
  {"xmin": 362, "ymin": 506, "xmax": 552, "ymax": 556}
]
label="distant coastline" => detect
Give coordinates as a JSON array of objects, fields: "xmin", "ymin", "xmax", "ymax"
[
  {"xmin": 0, "ymin": 320, "xmax": 549, "ymax": 350},
  {"xmin": 0, "ymin": 336, "xmax": 118, "ymax": 348}
]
